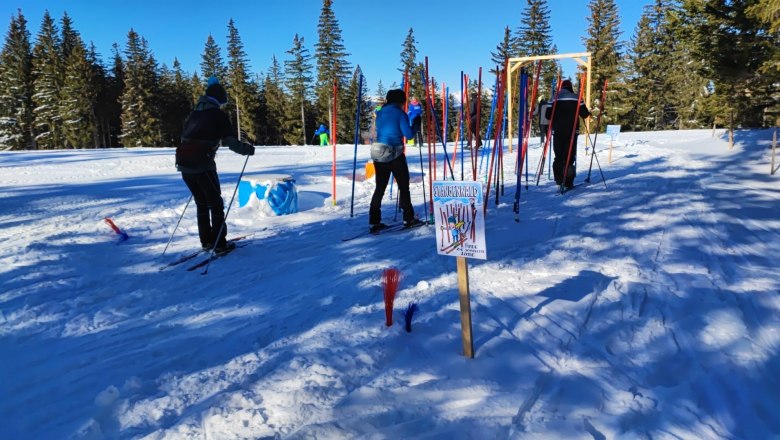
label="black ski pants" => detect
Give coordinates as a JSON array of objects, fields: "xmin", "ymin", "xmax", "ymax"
[
  {"xmin": 182, "ymin": 170, "xmax": 227, "ymax": 249},
  {"xmin": 369, "ymin": 154, "xmax": 414, "ymax": 225},
  {"xmin": 411, "ymin": 116, "xmax": 423, "ymax": 146},
  {"xmin": 552, "ymin": 130, "xmax": 577, "ymax": 187}
]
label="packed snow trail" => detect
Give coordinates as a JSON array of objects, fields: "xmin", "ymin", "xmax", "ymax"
[{"xmin": 1, "ymin": 130, "xmax": 778, "ymax": 439}]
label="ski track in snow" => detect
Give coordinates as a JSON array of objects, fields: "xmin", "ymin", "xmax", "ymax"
[{"xmin": 1, "ymin": 129, "xmax": 779, "ymax": 439}]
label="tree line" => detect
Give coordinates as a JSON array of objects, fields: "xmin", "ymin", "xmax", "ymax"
[{"xmin": 0, "ymin": 0, "xmax": 777, "ymax": 150}]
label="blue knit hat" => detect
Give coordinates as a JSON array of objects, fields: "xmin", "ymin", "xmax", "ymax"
[{"xmin": 205, "ymin": 76, "xmax": 227, "ymax": 105}]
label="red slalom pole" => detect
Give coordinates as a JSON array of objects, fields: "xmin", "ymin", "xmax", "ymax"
[
  {"xmin": 104, "ymin": 217, "xmax": 129, "ymax": 241},
  {"xmin": 536, "ymin": 76, "xmax": 563, "ymax": 185}
]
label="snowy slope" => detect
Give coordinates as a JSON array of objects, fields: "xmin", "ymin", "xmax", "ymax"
[{"xmin": 1, "ymin": 129, "xmax": 779, "ymax": 439}]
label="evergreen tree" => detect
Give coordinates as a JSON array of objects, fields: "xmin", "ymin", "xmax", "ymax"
[
  {"xmin": 375, "ymin": 80, "xmax": 386, "ymax": 105},
  {"xmin": 32, "ymin": 11, "xmax": 64, "ymax": 149},
  {"xmin": 0, "ymin": 9, "xmax": 34, "ymax": 150},
  {"xmin": 226, "ymin": 19, "xmax": 257, "ymax": 141},
  {"xmin": 190, "ymin": 72, "xmax": 204, "ymax": 104},
  {"xmin": 60, "ymin": 33, "xmax": 98, "ymax": 148},
  {"xmin": 692, "ymin": 0, "xmax": 777, "ymax": 127},
  {"xmin": 200, "ymin": 34, "xmax": 227, "ymax": 82},
  {"xmin": 491, "ymin": 26, "xmax": 515, "ymax": 75},
  {"xmin": 666, "ymin": 2, "xmax": 712, "ymax": 128},
  {"xmin": 583, "ymin": 0, "xmax": 622, "ymax": 126},
  {"xmin": 100, "ymin": 43, "xmax": 124, "ymax": 146},
  {"xmin": 263, "ymin": 56, "xmax": 287, "ymax": 145},
  {"xmin": 622, "ymin": 1, "xmax": 677, "ymax": 130},
  {"xmin": 314, "ymin": 0, "xmax": 352, "ymax": 138},
  {"xmin": 158, "ymin": 59, "xmax": 193, "ymax": 147},
  {"xmin": 446, "ymin": 91, "xmax": 459, "ymax": 144},
  {"xmin": 514, "ymin": 0, "xmax": 557, "ymax": 101},
  {"xmin": 399, "ymin": 28, "xmax": 424, "ymax": 106},
  {"xmin": 88, "ymin": 43, "xmax": 115, "ymax": 147},
  {"xmin": 60, "ymin": 11, "xmax": 78, "ymax": 62},
  {"xmin": 284, "ymin": 33, "xmax": 314, "ymax": 145},
  {"xmin": 119, "ymin": 30, "xmax": 161, "ymax": 147},
  {"xmin": 746, "ymin": 0, "xmax": 780, "ymax": 123}
]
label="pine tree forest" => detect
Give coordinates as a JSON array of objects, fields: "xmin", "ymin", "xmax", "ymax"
[{"xmin": 0, "ymin": 1, "xmax": 777, "ymax": 150}]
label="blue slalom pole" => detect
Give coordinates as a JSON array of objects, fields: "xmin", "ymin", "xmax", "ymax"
[
  {"xmin": 349, "ymin": 68, "xmax": 364, "ymax": 218},
  {"xmin": 459, "ymin": 72, "xmax": 465, "ymax": 181}
]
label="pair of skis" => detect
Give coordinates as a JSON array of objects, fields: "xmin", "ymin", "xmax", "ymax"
[
  {"xmin": 341, "ymin": 221, "xmax": 427, "ymax": 242},
  {"xmin": 159, "ymin": 235, "xmax": 251, "ymax": 272}
]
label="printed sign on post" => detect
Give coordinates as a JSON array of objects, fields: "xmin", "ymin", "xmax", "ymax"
[
  {"xmin": 432, "ymin": 181, "xmax": 487, "ymax": 260},
  {"xmin": 606, "ymin": 124, "xmax": 621, "ymax": 142}
]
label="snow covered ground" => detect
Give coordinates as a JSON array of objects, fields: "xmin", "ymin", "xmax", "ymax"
[{"xmin": 1, "ymin": 128, "xmax": 779, "ymax": 439}]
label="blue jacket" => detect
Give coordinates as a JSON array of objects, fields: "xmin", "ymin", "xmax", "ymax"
[
  {"xmin": 314, "ymin": 124, "xmax": 329, "ymax": 135},
  {"xmin": 375, "ymin": 103, "xmax": 415, "ymax": 147},
  {"xmin": 407, "ymin": 101, "xmax": 422, "ymax": 121}
]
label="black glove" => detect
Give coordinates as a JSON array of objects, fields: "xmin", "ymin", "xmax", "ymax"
[{"xmin": 246, "ymin": 145, "xmax": 255, "ymax": 156}]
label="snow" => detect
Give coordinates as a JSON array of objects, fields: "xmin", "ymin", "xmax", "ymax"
[{"xmin": 1, "ymin": 128, "xmax": 779, "ymax": 439}]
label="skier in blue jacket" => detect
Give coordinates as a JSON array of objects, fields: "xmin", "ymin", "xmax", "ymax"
[
  {"xmin": 407, "ymin": 96, "xmax": 423, "ymax": 146},
  {"xmin": 314, "ymin": 124, "xmax": 329, "ymax": 146},
  {"xmin": 368, "ymin": 89, "xmax": 423, "ymax": 232}
]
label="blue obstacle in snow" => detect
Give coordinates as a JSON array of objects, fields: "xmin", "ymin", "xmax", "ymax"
[
  {"xmin": 267, "ymin": 179, "xmax": 298, "ymax": 215},
  {"xmin": 238, "ymin": 180, "xmax": 267, "ymax": 208},
  {"xmin": 237, "ymin": 176, "xmax": 297, "ymax": 215}
]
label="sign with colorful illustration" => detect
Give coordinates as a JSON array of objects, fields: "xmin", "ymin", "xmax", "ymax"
[{"xmin": 432, "ymin": 181, "xmax": 487, "ymax": 260}]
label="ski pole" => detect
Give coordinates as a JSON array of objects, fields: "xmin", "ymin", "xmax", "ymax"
[
  {"xmin": 161, "ymin": 195, "xmax": 192, "ymax": 257},
  {"xmin": 417, "ymin": 130, "xmax": 429, "ymax": 223},
  {"xmin": 349, "ymin": 70, "xmax": 364, "ymax": 218},
  {"xmin": 202, "ymin": 154, "xmax": 250, "ymax": 275},
  {"xmin": 581, "ymin": 117, "xmax": 608, "ymax": 188},
  {"xmin": 586, "ymin": 79, "xmax": 609, "ymax": 183}
]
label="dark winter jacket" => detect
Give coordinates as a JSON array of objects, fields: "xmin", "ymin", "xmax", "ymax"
[
  {"xmin": 546, "ymin": 88, "xmax": 590, "ymax": 135},
  {"xmin": 314, "ymin": 124, "xmax": 329, "ymax": 135},
  {"xmin": 176, "ymin": 96, "xmax": 254, "ymax": 174}
]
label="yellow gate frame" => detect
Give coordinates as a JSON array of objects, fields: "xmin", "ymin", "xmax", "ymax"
[{"xmin": 507, "ymin": 52, "xmax": 592, "ymax": 153}]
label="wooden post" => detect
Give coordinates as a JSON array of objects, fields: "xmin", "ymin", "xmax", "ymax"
[
  {"xmin": 772, "ymin": 128, "xmax": 777, "ymax": 175},
  {"xmin": 236, "ymin": 107, "xmax": 241, "ymax": 140},
  {"xmin": 456, "ymin": 256, "xmax": 474, "ymax": 359},
  {"xmin": 729, "ymin": 112, "xmax": 734, "ymax": 150},
  {"xmin": 608, "ymin": 140, "xmax": 613, "ymax": 164},
  {"xmin": 729, "ymin": 129, "xmax": 734, "ymax": 150},
  {"xmin": 712, "ymin": 121, "xmax": 716, "ymax": 138}
]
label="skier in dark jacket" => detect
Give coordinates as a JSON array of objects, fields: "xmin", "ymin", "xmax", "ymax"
[
  {"xmin": 176, "ymin": 77, "xmax": 255, "ymax": 254},
  {"xmin": 546, "ymin": 79, "xmax": 590, "ymax": 188},
  {"xmin": 369, "ymin": 89, "xmax": 423, "ymax": 232}
]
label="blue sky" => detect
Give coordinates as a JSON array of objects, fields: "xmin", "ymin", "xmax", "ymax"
[{"xmin": 7, "ymin": 0, "xmax": 649, "ymax": 95}]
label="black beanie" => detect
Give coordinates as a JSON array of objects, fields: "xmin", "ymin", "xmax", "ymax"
[
  {"xmin": 561, "ymin": 79, "xmax": 574, "ymax": 92},
  {"xmin": 206, "ymin": 83, "xmax": 228, "ymax": 105},
  {"xmin": 385, "ymin": 89, "xmax": 406, "ymax": 105}
]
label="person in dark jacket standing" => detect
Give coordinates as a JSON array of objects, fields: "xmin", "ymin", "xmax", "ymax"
[
  {"xmin": 369, "ymin": 89, "xmax": 423, "ymax": 232},
  {"xmin": 176, "ymin": 77, "xmax": 255, "ymax": 254},
  {"xmin": 545, "ymin": 79, "xmax": 590, "ymax": 189}
]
